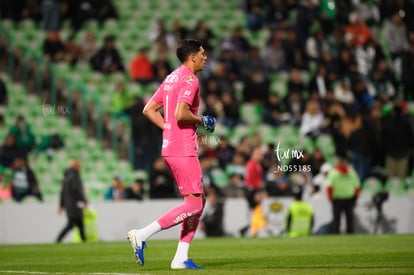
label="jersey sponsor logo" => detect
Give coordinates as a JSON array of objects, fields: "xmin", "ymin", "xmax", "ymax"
[
  {"xmin": 164, "ymin": 123, "xmax": 171, "ymax": 129},
  {"xmin": 162, "ymin": 139, "xmax": 169, "ymax": 148},
  {"xmin": 185, "ymin": 75, "xmax": 195, "ymax": 84}
]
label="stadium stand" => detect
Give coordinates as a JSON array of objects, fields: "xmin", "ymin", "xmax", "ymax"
[{"xmin": 1, "ymin": 0, "xmax": 414, "ymax": 203}]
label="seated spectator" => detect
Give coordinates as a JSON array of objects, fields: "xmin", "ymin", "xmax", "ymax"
[
  {"xmin": 334, "ymin": 78, "xmax": 355, "ymax": 107},
  {"xmin": 63, "ymin": 34, "xmax": 82, "ymax": 67},
  {"xmin": 308, "ymin": 65, "xmax": 332, "ymax": 98},
  {"xmin": 42, "ymin": 30, "xmax": 64, "ymax": 62},
  {"xmin": 222, "ymin": 173, "xmax": 246, "ymax": 198},
  {"xmin": 10, "ymin": 157, "xmax": 43, "ymax": 202},
  {"xmin": 129, "ymin": 47, "xmax": 155, "ymax": 85},
  {"xmin": 200, "ymin": 188, "xmax": 225, "ymax": 237},
  {"xmin": 111, "ymin": 82, "xmax": 132, "ymax": 116},
  {"xmin": 95, "ymin": 0, "xmax": 118, "ymax": 27},
  {"xmin": 246, "ymin": 2, "xmax": 265, "ymax": 32},
  {"xmin": 80, "ymin": 32, "xmax": 98, "ymax": 62},
  {"xmin": 221, "ymin": 92, "xmax": 240, "ymax": 128},
  {"xmin": 382, "ymin": 10, "xmax": 409, "ymax": 61},
  {"xmin": 299, "ymin": 100, "xmax": 324, "ymax": 139},
  {"xmin": 149, "ymin": 157, "xmax": 177, "ymax": 199},
  {"xmin": 345, "ymin": 12, "xmax": 373, "ymax": 47},
  {"xmin": 104, "ymin": 174, "xmax": 125, "ymax": 201},
  {"xmin": 215, "ymin": 136, "xmax": 235, "ymax": 170},
  {"xmin": 309, "ymin": 147, "xmax": 326, "ymax": 176},
  {"xmin": 225, "ymin": 152, "xmax": 246, "ymax": 180},
  {"xmin": 124, "ymin": 178, "xmax": 144, "ymax": 201},
  {"xmin": 267, "ymin": 175, "xmax": 293, "ymax": 197},
  {"xmin": 283, "ymin": 91, "xmax": 305, "ymax": 126},
  {"xmin": 191, "ymin": 20, "xmax": 215, "ymax": 52},
  {"xmin": 0, "ymin": 134, "xmax": 26, "ymax": 168},
  {"xmin": 149, "ymin": 19, "xmax": 176, "ymax": 52},
  {"xmin": 152, "ymin": 50, "xmax": 172, "ymax": 83},
  {"xmin": 242, "ymin": 69, "xmax": 270, "ymax": 104},
  {"xmin": 8, "ymin": 115, "xmax": 36, "ymax": 156},
  {"xmin": 90, "ymin": 35, "xmax": 125, "ymax": 73},
  {"xmin": 263, "ymin": 93, "xmax": 283, "ymax": 127}
]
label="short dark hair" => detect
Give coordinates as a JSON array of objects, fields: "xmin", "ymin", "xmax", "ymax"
[{"xmin": 176, "ymin": 39, "xmax": 202, "ymax": 63}]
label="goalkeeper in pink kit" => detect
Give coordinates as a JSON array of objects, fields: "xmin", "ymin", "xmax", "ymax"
[{"xmin": 127, "ymin": 39, "xmax": 216, "ymax": 269}]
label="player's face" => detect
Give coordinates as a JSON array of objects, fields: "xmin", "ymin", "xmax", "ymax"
[{"xmin": 193, "ymin": 47, "xmax": 207, "ymax": 72}]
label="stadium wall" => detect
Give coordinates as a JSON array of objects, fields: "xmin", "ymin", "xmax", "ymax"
[{"xmin": 0, "ymin": 195, "xmax": 413, "ymax": 244}]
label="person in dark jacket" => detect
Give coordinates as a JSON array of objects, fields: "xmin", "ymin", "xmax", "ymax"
[
  {"xmin": 10, "ymin": 157, "xmax": 42, "ymax": 202},
  {"xmin": 90, "ymin": 35, "xmax": 124, "ymax": 73},
  {"xmin": 56, "ymin": 159, "xmax": 88, "ymax": 243},
  {"xmin": 381, "ymin": 105, "xmax": 414, "ymax": 180}
]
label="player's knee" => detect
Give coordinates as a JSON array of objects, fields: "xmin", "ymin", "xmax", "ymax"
[{"xmin": 185, "ymin": 195, "xmax": 204, "ymax": 214}]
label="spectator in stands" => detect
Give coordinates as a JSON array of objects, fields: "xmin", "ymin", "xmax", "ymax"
[
  {"xmin": 294, "ymin": 0, "xmax": 320, "ymax": 46},
  {"xmin": 312, "ymin": 162, "xmax": 332, "ymax": 198},
  {"xmin": 246, "ymin": 2, "xmax": 265, "ymax": 32},
  {"xmin": 129, "ymin": 47, "xmax": 155, "ymax": 85},
  {"xmin": 352, "ymin": 77, "xmax": 374, "ymax": 113},
  {"xmin": 204, "ymin": 62, "xmax": 236, "ymax": 98},
  {"xmin": 10, "ymin": 157, "xmax": 42, "ymax": 202},
  {"xmin": 56, "ymin": 159, "xmax": 88, "ymax": 243},
  {"xmin": 152, "ymin": 50, "xmax": 173, "ymax": 84},
  {"xmin": 401, "ymin": 42, "xmax": 414, "ymax": 100},
  {"xmin": 283, "ymin": 29, "xmax": 308, "ymax": 70},
  {"xmin": 221, "ymin": 92, "xmax": 240, "ymax": 128},
  {"xmin": 382, "ymin": 10, "xmax": 409, "ymax": 61},
  {"xmin": 215, "ymin": 136, "xmax": 235, "ymax": 170},
  {"xmin": 80, "ymin": 32, "xmax": 98, "ymax": 62},
  {"xmin": 220, "ymin": 26, "xmax": 251, "ymax": 60},
  {"xmin": 0, "ymin": 76, "xmax": 7, "ymax": 106},
  {"xmin": 63, "ymin": 34, "xmax": 82, "ymax": 67},
  {"xmin": 225, "ymin": 152, "xmax": 246, "ymax": 183},
  {"xmin": 381, "ymin": 105, "xmax": 414, "ymax": 180},
  {"xmin": 95, "ymin": 0, "xmax": 118, "ymax": 27},
  {"xmin": 149, "ymin": 157, "xmax": 177, "ymax": 199},
  {"xmin": 263, "ymin": 93, "xmax": 283, "ymax": 126},
  {"xmin": 283, "ymin": 91, "xmax": 305, "ymax": 126},
  {"xmin": 149, "ymin": 19, "xmax": 176, "ymax": 52},
  {"xmin": 355, "ymin": 38, "xmax": 385, "ymax": 83},
  {"xmin": 8, "ymin": 115, "xmax": 36, "ymax": 156},
  {"xmin": 104, "ymin": 174, "xmax": 125, "ymax": 201},
  {"xmin": 242, "ymin": 69, "xmax": 270, "ymax": 104},
  {"xmin": 239, "ymin": 46, "xmax": 267, "ymax": 79},
  {"xmin": 326, "ymin": 156, "xmax": 361, "ymax": 234},
  {"xmin": 200, "ymin": 188, "xmax": 224, "ymax": 237},
  {"xmin": 334, "ymin": 78, "xmax": 355, "ymax": 108},
  {"xmin": 305, "ymin": 26, "xmax": 330, "ymax": 63},
  {"xmin": 285, "ymin": 186, "xmax": 314, "ymax": 238},
  {"xmin": 202, "ymin": 94, "xmax": 222, "ymax": 120},
  {"xmin": 0, "ymin": 134, "xmax": 25, "ymax": 168},
  {"xmin": 263, "ymin": 30, "xmax": 286, "ymax": 73},
  {"xmin": 287, "ymin": 68, "xmax": 307, "ymax": 98},
  {"xmin": 171, "ymin": 19, "xmax": 189, "ymax": 42},
  {"xmin": 191, "ymin": 20, "xmax": 215, "ymax": 52},
  {"xmin": 345, "ymin": 12, "xmax": 373, "ymax": 47},
  {"xmin": 265, "ymin": 0, "xmax": 289, "ymax": 29},
  {"xmin": 90, "ymin": 35, "xmax": 124, "ymax": 73},
  {"xmin": 35, "ymin": 132, "xmax": 64, "ymax": 160},
  {"xmin": 111, "ymin": 82, "xmax": 131, "ymax": 116},
  {"xmin": 299, "ymin": 100, "xmax": 324, "ymax": 139},
  {"xmin": 69, "ymin": 0, "xmax": 95, "ymax": 31},
  {"xmin": 42, "ymin": 0, "xmax": 60, "ymax": 31},
  {"xmin": 222, "ymin": 172, "xmax": 246, "ymax": 198},
  {"xmin": 309, "ymin": 148, "xmax": 326, "ymax": 176},
  {"xmin": 337, "ymin": 47, "xmax": 358, "ymax": 81},
  {"xmin": 42, "ymin": 30, "xmax": 65, "ymax": 62},
  {"xmin": 308, "ymin": 65, "xmax": 332, "ymax": 98},
  {"xmin": 347, "ymin": 112, "xmax": 377, "ymax": 183},
  {"xmin": 199, "ymin": 157, "xmax": 220, "ymax": 195},
  {"xmin": 124, "ymin": 178, "xmax": 144, "ymax": 201},
  {"xmin": 217, "ymin": 48, "xmax": 240, "ymax": 82}
]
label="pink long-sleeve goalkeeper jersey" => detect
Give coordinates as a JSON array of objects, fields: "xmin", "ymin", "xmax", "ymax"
[{"xmin": 150, "ymin": 65, "xmax": 200, "ymax": 157}]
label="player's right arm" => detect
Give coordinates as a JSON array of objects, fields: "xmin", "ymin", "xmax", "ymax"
[{"xmin": 143, "ymin": 99, "xmax": 164, "ymax": 130}]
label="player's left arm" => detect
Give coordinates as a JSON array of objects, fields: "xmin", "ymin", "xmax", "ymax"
[
  {"xmin": 143, "ymin": 99, "xmax": 164, "ymax": 130},
  {"xmin": 175, "ymin": 102, "xmax": 202, "ymax": 124}
]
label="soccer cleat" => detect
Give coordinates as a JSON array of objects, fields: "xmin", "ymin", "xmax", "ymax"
[
  {"xmin": 171, "ymin": 259, "xmax": 204, "ymax": 270},
  {"xmin": 127, "ymin": 230, "xmax": 146, "ymax": 266}
]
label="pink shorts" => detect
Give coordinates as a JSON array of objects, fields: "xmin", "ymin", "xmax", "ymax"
[{"xmin": 163, "ymin": 156, "xmax": 203, "ymax": 196}]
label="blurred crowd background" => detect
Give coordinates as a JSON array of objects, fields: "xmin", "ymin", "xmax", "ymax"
[{"xmin": 0, "ymin": 0, "xmax": 414, "ymax": 215}]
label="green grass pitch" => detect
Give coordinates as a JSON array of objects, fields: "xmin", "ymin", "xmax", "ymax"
[{"xmin": 1, "ymin": 234, "xmax": 414, "ymax": 275}]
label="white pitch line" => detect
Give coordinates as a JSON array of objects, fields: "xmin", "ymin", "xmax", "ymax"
[{"xmin": 0, "ymin": 271, "xmax": 150, "ymax": 275}]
